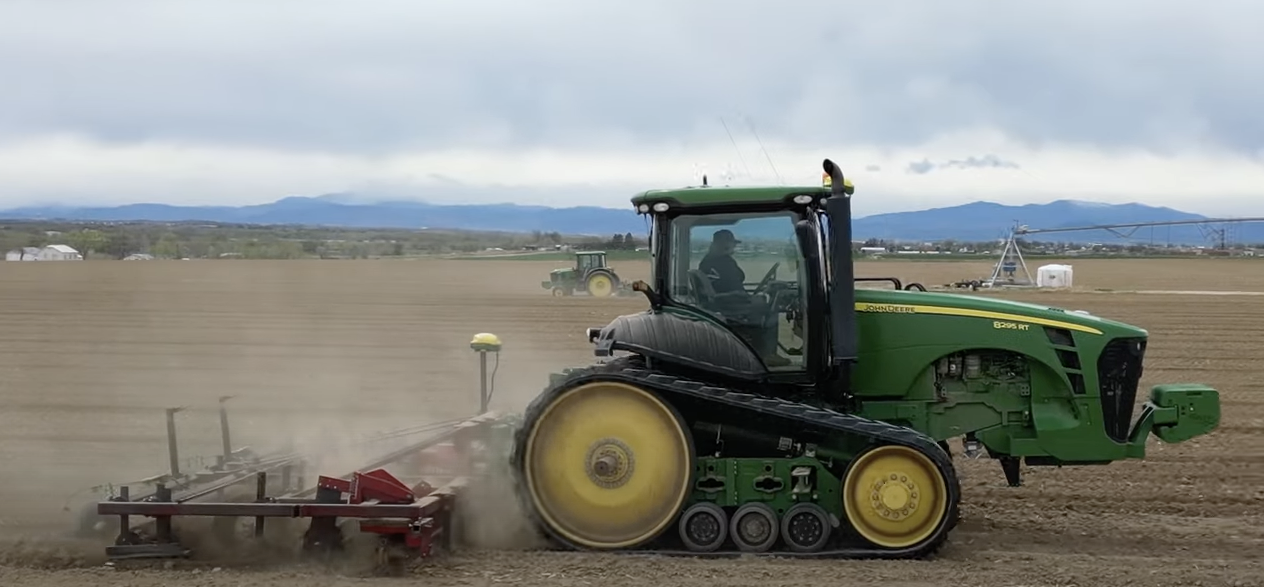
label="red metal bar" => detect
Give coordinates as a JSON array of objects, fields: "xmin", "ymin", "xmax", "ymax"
[
  {"xmin": 97, "ymin": 478, "xmax": 467, "ymax": 520},
  {"xmin": 296, "ymin": 504, "xmax": 433, "ymax": 518},
  {"xmin": 348, "ymin": 469, "xmax": 415, "ymax": 504},
  {"xmin": 317, "ymin": 475, "xmax": 352, "ymax": 493},
  {"xmin": 98, "ymin": 502, "xmax": 299, "ymax": 517},
  {"xmin": 300, "ymin": 477, "xmax": 464, "ymax": 519},
  {"xmin": 359, "ymin": 519, "xmax": 444, "ymax": 557}
]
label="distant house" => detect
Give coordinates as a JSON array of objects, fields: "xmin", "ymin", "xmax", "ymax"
[
  {"xmin": 39, "ymin": 244, "xmax": 83, "ymax": 261},
  {"xmin": 5, "ymin": 247, "xmax": 42, "ymax": 261}
]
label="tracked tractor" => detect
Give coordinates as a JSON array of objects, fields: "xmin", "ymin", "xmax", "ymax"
[{"xmin": 509, "ymin": 158, "xmax": 1221, "ymax": 558}]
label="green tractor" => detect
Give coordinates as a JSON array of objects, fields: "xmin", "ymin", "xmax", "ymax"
[
  {"xmin": 542, "ymin": 250, "xmax": 630, "ymax": 297},
  {"xmin": 509, "ymin": 158, "xmax": 1220, "ymax": 558}
]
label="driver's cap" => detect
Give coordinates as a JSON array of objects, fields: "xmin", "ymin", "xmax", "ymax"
[{"xmin": 713, "ymin": 229, "xmax": 741, "ymax": 244}]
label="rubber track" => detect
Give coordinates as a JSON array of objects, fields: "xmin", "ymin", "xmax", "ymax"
[{"xmin": 511, "ymin": 359, "xmax": 962, "ymax": 560}]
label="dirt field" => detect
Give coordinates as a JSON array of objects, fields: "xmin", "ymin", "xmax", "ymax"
[{"xmin": 0, "ymin": 257, "xmax": 1261, "ymax": 586}]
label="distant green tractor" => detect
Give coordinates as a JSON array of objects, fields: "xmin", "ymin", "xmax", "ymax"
[{"xmin": 542, "ymin": 251, "xmax": 630, "ymax": 298}]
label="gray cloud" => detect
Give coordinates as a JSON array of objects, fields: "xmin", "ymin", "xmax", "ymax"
[
  {"xmin": 907, "ymin": 160, "xmax": 935, "ymax": 175},
  {"xmin": 906, "ymin": 155, "xmax": 1021, "ymax": 174},
  {"xmin": 1, "ymin": 0, "xmax": 1262, "ymax": 155}
]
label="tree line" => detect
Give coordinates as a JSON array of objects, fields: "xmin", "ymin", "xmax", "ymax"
[{"xmin": 0, "ymin": 220, "xmax": 632, "ymax": 260}]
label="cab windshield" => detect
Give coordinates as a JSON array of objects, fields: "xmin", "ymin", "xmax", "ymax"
[{"xmin": 662, "ymin": 210, "xmax": 810, "ymax": 371}]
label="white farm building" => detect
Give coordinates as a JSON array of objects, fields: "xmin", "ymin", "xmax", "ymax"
[
  {"xmin": 4, "ymin": 244, "xmax": 83, "ymax": 261},
  {"xmin": 5, "ymin": 247, "xmax": 41, "ymax": 261},
  {"xmin": 41, "ymin": 245, "xmax": 83, "ymax": 260}
]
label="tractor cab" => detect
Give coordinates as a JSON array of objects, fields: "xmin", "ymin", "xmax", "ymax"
[
  {"xmin": 660, "ymin": 211, "xmax": 810, "ymax": 370},
  {"xmin": 601, "ymin": 164, "xmax": 860, "ymax": 385},
  {"xmin": 575, "ymin": 251, "xmax": 607, "ymax": 273}
]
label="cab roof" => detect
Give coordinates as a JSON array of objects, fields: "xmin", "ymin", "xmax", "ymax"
[{"xmin": 630, "ymin": 185, "xmax": 831, "ymax": 211}]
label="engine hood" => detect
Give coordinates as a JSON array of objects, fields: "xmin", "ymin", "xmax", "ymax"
[{"xmin": 853, "ymin": 288, "xmax": 1148, "ymax": 339}]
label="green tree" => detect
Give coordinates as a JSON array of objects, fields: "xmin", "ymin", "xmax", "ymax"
[
  {"xmin": 153, "ymin": 233, "xmax": 181, "ymax": 258},
  {"xmin": 67, "ymin": 229, "xmax": 107, "ymax": 258},
  {"xmin": 103, "ymin": 233, "xmax": 136, "ymax": 259}
]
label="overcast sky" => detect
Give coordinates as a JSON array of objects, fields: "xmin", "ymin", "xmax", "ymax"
[{"xmin": 1, "ymin": 0, "xmax": 1262, "ymax": 217}]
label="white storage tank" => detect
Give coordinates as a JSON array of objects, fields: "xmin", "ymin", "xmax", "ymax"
[{"xmin": 1036, "ymin": 264, "xmax": 1074, "ymax": 288}]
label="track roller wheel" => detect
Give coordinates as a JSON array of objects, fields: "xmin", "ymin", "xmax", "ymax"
[
  {"xmin": 780, "ymin": 503, "xmax": 831, "ymax": 552},
  {"xmin": 586, "ymin": 272, "xmax": 615, "ymax": 297},
  {"xmin": 841, "ymin": 444, "xmax": 954, "ymax": 551},
  {"xmin": 519, "ymin": 380, "xmax": 693, "ymax": 550},
  {"xmin": 678, "ymin": 502, "xmax": 728, "ymax": 552},
  {"xmin": 729, "ymin": 502, "xmax": 778, "ymax": 552}
]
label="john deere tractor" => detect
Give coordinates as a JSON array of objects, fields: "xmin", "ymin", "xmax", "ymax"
[
  {"xmin": 509, "ymin": 158, "xmax": 1220, "ymax": 558},
  {"xmin": 542, "ymin": 251, "xmax": 628, "ymax": 297}
]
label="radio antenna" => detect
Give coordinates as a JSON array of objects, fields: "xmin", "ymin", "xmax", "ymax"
[
  {"xmin": 744, "ymin": 115, "xmax": 783, "ymax": 184},
  {"xmin": 719, "ymin": 116, "xmax": 753, "ymax": 180}
]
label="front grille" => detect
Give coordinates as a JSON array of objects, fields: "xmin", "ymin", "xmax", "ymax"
[{"xmin": 1097, "ymin": 337, "xmax": 1146, "ymax": 443}]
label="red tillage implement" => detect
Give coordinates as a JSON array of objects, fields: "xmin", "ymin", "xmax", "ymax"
[{"xmin": 89, "ymin": 334, "xmax": 513, "ymax": 565}]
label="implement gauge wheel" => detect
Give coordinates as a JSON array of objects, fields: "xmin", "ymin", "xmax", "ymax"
[
  {"xmin": 585, "ymin": 271, "xmax": 617, "ymax": 297},
  {"xmin": 518, "ymin": 380, "xmax": 694, "ymax": 550},
  {"xmin": 841, "ymin": 444, "xmax": 955, "ymax": 551}
]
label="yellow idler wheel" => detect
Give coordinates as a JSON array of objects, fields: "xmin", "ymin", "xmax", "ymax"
[
  {"xmin": 841, "ymin": 444, "xmax": 950, "ymax": 550},
  {"xmin": 522, "ymin": 381, "xmax": 693, "ymax": 549},
  {"xmin": 586, "ymin": 273, "xmax": 614, "ymax": 297}
]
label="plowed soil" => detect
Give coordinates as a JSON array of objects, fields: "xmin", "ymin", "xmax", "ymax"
[{"xmin": 1, "ymin": 257, "xmax": 1260, "ymax": 587}]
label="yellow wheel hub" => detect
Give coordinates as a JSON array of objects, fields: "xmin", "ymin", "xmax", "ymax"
[
  {"xmin": 522, "ymin": 381, "xmax": 692, "ymax": 549},
  {"xmin": 842, "ymin": 445, "xmax": 949, "ymax": 549},
  {"xmin": 587, "ymin": 274, "xmax": 613, "ymax": 297}
]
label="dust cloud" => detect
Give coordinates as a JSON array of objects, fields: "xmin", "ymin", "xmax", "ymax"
[{"xmin": 0, "ymin": 258, "xmax": 602, "ymax": 573}]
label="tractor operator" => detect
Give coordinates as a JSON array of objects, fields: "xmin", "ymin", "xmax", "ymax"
[
  {"xmin": 698, "ymin": 229, "xmax": 789, "ymax": 367},
  {"xmin": 698, "ymin": 229, "xmax": 746, "ymax": 294}
]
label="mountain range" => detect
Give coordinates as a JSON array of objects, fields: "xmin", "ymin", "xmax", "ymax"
[
  {"xmin": 851, "ymin": 200, "xmax": 1264, "ymax": 244},
  {"xmin": 1, "ymin": 195, "xmax": 1260, "ymax": 245}
]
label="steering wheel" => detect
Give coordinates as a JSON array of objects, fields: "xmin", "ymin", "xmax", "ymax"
[{"xmin": 752, "ymin": 262, "xmax": 780, "ymax": 295}]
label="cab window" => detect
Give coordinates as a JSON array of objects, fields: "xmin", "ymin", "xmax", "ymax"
[{"xmin": 665, "ymin": 211, "xmax": 808, "ymax": 371}]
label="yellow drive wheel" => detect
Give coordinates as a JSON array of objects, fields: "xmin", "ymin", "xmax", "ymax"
[
  {"xmin": 521, "ymin": 381, "xmax": 693, "ymax": 549},
  {"xmin": 586, "ymin": 273, "xmax": 614, "ymax": 297},
  {"xmin": 841, "ymin": 444, "xmax": 951, "ymax": 550}
]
